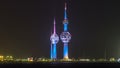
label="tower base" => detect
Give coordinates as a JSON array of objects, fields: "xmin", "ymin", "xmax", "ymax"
[{"xmin": 63, "ymin": 57, "xmax": 69, "ymax": 61}]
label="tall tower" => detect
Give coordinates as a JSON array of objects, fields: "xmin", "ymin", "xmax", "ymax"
[
  {"xmin": 60, "ymin": 3, "xmax": 71, "ymax": 60},
  {"xmin": 50, "ymin": 18, "xmax": 59, "ymax": 60}
]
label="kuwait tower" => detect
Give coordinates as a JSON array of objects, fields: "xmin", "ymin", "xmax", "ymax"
[
  {"xmin": 50, "ymin": 18, "xmax": 59, "ymax": 60},
  {"xmin": 60, "ymin": 3, "xmax": 71, "ymax": 60}
]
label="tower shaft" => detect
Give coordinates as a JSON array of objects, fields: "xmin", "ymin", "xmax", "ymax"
[
  {"xmin": 52, "ymin": 44, "xmax": 57, "ymax": 59},
  {"xmin": 63, "ymin": 43, "xmax": 68, "ymax": 59},
  {"xmin": 50, "ymin": 43, "xmax": 53, "ymax": 59},
  {"xmin": 64, "ymin": 24, "xmax": 68, "ymax": 31}
]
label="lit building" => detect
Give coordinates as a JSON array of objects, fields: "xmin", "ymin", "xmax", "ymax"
[
  {"xmin": 4, "ymin": 56, "xmax": 13, "ymax": 61},
  {"xmin": 50, "ymin": 18, "xmax": 59, "ymax": 60},
  {"xmin": 28, "ymin": 57, "xmax": 33, "ymax": 62},
  {"xmin": 0, "ymin": 55, "xmax": 4, "ymax": 61},
  {"xmin": 60, "ymin": 3, "xmax": 71, "ymax": 60}
]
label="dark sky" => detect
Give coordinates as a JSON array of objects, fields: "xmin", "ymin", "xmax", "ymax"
[{"xmin": 0, "ymin": 0, "xmax": 120, "ymax": 59}]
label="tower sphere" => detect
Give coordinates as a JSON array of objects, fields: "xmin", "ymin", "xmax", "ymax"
[
  {"xmin": 60, "ymin": 32, "xmax": 71, "ymax": 43},
  {"xmin": 50, "ymin": 34, "xmax": 59, "ymax": 44}
]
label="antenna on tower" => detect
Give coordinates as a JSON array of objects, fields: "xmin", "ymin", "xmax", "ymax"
[
  {"xmin": 65, "ymin": 2, "xmax": 67, "ymax": 10},
  {"xmin": 53, "ymin": 18, "xmax": 56, "ymax": 34},
  {"xmin": 64, "ymin": 2, "xmax": 67, "ymax": 20}
]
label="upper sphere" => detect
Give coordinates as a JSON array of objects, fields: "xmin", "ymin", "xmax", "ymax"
[{"xmin": 60, "ymin": 32, "xmax": 71, "ymax": 43}]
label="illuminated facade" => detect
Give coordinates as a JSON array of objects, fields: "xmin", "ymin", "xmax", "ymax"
[
  {"xmin": 0, "ymin": 55, "xmax": 4, "ymax": 61},
  {"xmin": 50, "ymin": 18, "xmax": 59, "ymax": 59},
  {"xmin": 60, "ymin": 3, "xmax": 71, "ymax": 59}
]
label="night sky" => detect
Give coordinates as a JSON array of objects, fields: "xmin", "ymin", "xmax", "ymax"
[{"xmin": 0, "ymin": 0, "xmax": 120, "ymax": 59}]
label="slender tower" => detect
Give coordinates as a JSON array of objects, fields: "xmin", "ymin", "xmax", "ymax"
[
  {"xmin": 50, "ymin": 18, "xmax": 59, "ymax": 60},
  {"xmin": 60, "ymin": 3, "xmax": 71, "ymax": 60}
]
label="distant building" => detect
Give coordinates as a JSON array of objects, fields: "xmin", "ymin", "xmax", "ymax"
[
  {"xmin": 0, "ymin": 55, "xmax": 4, "ymax": 61},
  {"xmin": 4, "ymin": 56, "xmax": 13, "ymax": 61},
  {"xmin": 28, "ymin": 57, "xmax": 33, "ymax": 62}
]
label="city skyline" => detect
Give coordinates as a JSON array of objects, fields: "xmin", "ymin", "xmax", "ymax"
[{"xmin": 0, "ymin": 0, "xmax": 120, "ymax": 59}]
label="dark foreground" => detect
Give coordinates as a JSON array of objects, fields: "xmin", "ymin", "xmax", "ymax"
[{"xmin": 0, "ymin": 61, "xmax": 120, "ymax": 68}]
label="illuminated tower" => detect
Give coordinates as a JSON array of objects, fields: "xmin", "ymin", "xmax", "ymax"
[
  {"xmin": 50, "ymin": 18, "xmax": 59, "ymax": 59},
  {"xmin": 60, "ymin": 3, "xmax": 71, "ymax": 60}
]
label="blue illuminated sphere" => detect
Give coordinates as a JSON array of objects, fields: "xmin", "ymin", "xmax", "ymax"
[
  {"xmin": 50, "ymin": 34, "xmax": 59, "ymax": 44},
  {"xmin": 60, "ymin": 32, "xmax": 71, "ymax": 43}
]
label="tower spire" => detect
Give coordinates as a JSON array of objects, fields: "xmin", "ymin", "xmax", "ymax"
[
  {"xmin": 53, "ymin": 18, "xmax": 56, "ymax": 34},
  {"xmin": 64, "ymin": 3, "xmax": 67, "ymax": 20}
]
